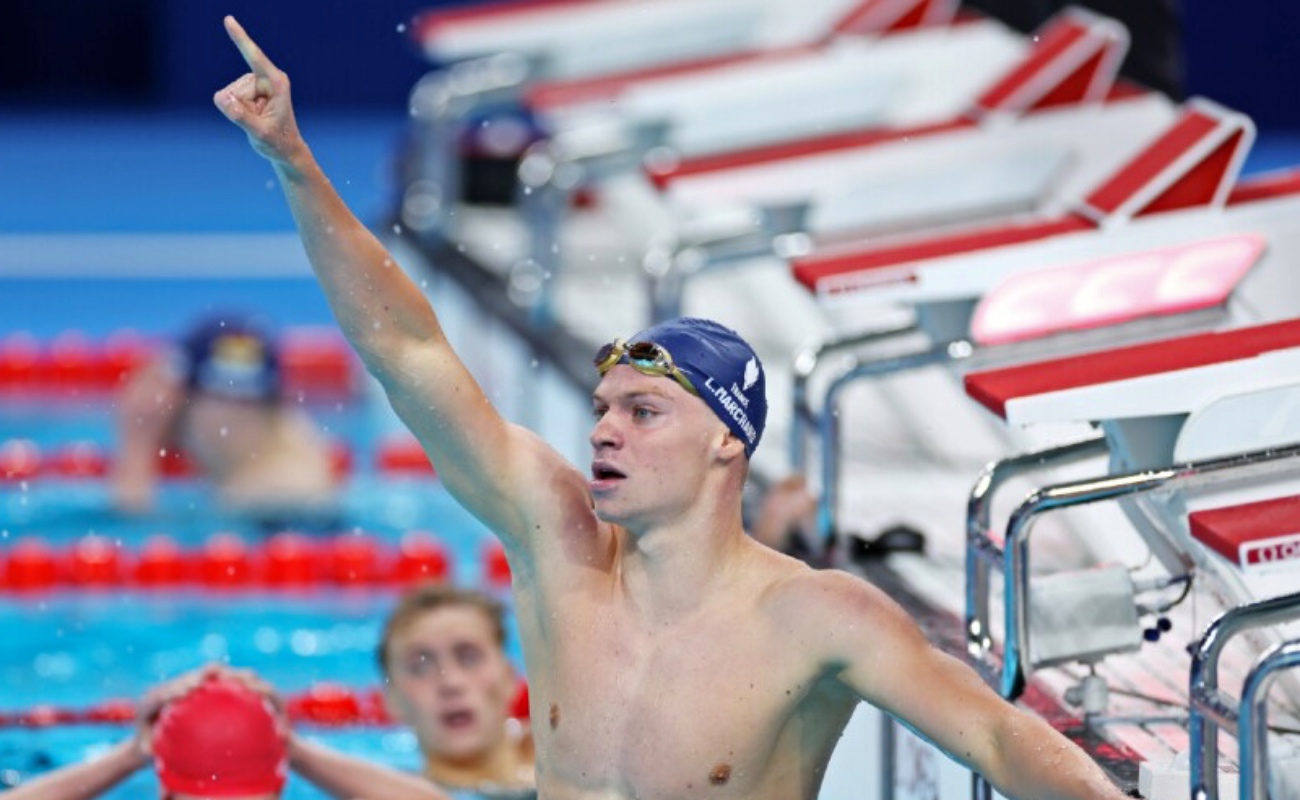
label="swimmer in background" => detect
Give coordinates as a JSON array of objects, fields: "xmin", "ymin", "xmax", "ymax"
[
  {"xmin": 2, "ymin": 667, "xmax": 448, "ymax": 800},
  {"xmin": 217, "ymin": 17, "xmax": 1129, "ymax": 799},
  {"xmin": 112, "ymin": 312, "xmax": 338, "ymax": 519},
  {"xmin": 237, "ymin": 583, "xmax": 535, "ymax": 800}
]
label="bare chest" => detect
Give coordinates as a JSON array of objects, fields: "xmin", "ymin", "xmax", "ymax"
[{"xmin": 529, "ymin": 603, "xmax": 829, "ymax": 798}]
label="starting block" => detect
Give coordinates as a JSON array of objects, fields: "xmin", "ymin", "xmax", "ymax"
[
  {"xmin": 959, "ymin": 321, "xmax": 1300, "ymax": 795},
  {"xmin": 404, "ymin": 0, "xmax": 962, "ymax": 234}
]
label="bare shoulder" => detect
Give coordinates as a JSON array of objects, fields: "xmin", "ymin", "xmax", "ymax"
[
  {"xmin": 760, "ymin": 562, "xmax": 926, "ymax": 656},
  {"xmin": 764, "ymin": 562, "xmax": 898, "ymax": 619}
]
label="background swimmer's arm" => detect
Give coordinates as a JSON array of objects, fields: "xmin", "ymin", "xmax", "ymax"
[
  {"xmin": 288, "ymin": 735, "xmax": 453, "ymax": 800},
  {"xmin": 111, "ymin": 356, "xmax": 185, "ymax": 514},
  {"xmin": 797, "ymin": 571, "xmax": 1127, "ymax": 800},
  {"xmin": 213, "ymin": 16, "xmax": 585, "ymax": 544},
  {"xmin": 0, "ymin": 739, "xmax": 147, "ymax": 800}
]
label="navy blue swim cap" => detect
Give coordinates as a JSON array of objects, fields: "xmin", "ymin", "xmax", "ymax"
[
  {"xmin": 177, "ymin": 314, "xmax": 280, "ymax": 402},
  {"xmin": 621, "ymin": 317, "xmax": 766, "ymax": 458}
]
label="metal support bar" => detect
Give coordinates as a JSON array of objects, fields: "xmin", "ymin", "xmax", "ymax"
[
  {"xmin": 816, "ymin": 342, "xmax": 972, "ymax": 553},
  {"xmin": 788, "ymin": 323, "xmax": 920, "ymax": 473},
  {"xmin": 1239, "ymin": 640, "xmax": 1300, "ymax": 799},
  {"xmin": 1005, "ymin": 443, "xmax": 1300, "ymax": 700},
  {"xmin": 966, "ymin": 442, "xmax": 1300, "ymax": 702},
  {"xmin": 880, "ymin": 712, "xmax": 897, "ymax": 800},
  {"xmin": 407, "ymin": 53, "xmax": 537, "ymax": 236},
  {"xmin": 964, "ymin": 436, "xmax": 1110, "ymax": 684},
  {"xmin": 645, "ymin": 202, "xmax": 809, "ymax": 325},
  {"xmin": 1188, "ymin": 592, "xmax": 1300, "ymax": 800}
]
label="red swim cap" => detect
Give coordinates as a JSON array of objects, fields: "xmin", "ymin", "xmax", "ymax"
[{"xmin": 152, "ymin": 676, "xmax": 287, "ymax": 797}]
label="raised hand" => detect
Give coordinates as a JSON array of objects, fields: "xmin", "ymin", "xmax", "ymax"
[{"xmin": 213, "ymin": 16, "xmax": 306, "ymax": 167}]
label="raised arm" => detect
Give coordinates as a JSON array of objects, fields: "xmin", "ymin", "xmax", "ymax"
[
  {"xmin": 802, "ymin": 571, "xmax": 1127, "ymax": 800},
  {"xmin": 212, "ymin": 17, "xmax": 582, "ymax": 543},
  {"xmin": 111, "ymin": 356, "xmax": 185, "ymax": 514}
]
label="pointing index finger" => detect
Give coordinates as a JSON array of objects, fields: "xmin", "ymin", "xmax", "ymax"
[{"xmin": 224, "ymin": 15, "xmax": 276, "ymax": 76}]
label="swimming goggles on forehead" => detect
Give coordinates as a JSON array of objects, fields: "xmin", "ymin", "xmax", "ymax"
[{"xmin": 593, "ymin": 339, "xmax": 699, "ymax": 396}]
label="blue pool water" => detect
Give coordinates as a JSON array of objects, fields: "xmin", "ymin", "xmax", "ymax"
[
  {"xmin": 0, "ymin": 724, "xmax": 426, "ymax": 798},
  {"xmin": 0, "ymin": 266, "xmax": 516, "ymax": 796}
]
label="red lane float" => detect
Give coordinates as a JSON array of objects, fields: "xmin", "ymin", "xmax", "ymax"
[
  {"xmin": 0, "ymin": 436, "xmax": 449, "ymax": 483},
  {"xmin": 0, "ymin": 680, "xmax": 531, "ymax": 729},
  {"xmin": 484, "ymin": 540, "xmax": 511, "ymax": 586},
  {"xmin": 0, "ymin": 438, "xmax": 354, "ymax": 483},
  {"xmin": 0, "ymin": 439, "xmax": 41, "ymax": 482},
  {"xmin": 374, "ymin": 436, "xmax": 437, "ymax": 476},
  {"xmin": 0, "ymin": 532, "xmax": 457, "ymax": 591},
  {"xmin": 0, "ymin": 328, "xmax": 358, "ymax": 397}
]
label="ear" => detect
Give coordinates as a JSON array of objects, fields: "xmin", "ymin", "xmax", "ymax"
[{"xmin": 715, "ymin": 429, "xmax": 747, "ymax": 464}]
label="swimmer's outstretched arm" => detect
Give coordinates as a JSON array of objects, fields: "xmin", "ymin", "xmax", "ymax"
[
  {"xmin": 288, "ymin": 733, "xmax": 453, "ymax": 800},
  {"xmin": 1, "ymin": 666, "xmax": 219, "ymax": 800},
  {"xmin": 0, "ymin": 740, "xmax": 147, "ymax": 800},
  {"xmin": 213, "ymin": 17, "xmax": 587, "ymax": 545},
  {"xmin": 795, "ymin": 571, "xmax": 1128, "ymax": 800}
]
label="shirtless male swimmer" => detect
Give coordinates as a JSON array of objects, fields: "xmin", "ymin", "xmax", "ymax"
[{"xmin": 214, "ymin": 16, "xmax": 1128, "ymax": 799}]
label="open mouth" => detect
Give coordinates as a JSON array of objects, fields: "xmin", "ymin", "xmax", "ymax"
[
  {"xmin": 591, "ymin": 462, "xmax": 627, "ymax": 485},
  {"xmin": 442, "ymin": 709, "xmax": 476, "ymax": 730}
]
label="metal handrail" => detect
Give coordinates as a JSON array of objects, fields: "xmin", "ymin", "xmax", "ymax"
[
  {"xmin": 967, "ymin": 442, "xmax": 1300, "ymax": 701},
  {"xmin": 815, "ymin": 342, "xmax": 971, "ymax": 550},
  {"xmin": 1188, "ymin": 593, "xmax": 1300, "ymax": 799},
  {"xmin": 964, "ymin": 435, "xmax": 1110, "ymax": 683},
  {"xmin": 407, "ymin": 53, "xmax": 539, "ymax": 236},
  {"xmin": 969, "ymin": 445, "xmax": 1300, "ymax": 800},
  {"xmin": 644, "ymin": 202, "xmax": 807, "ymax": 325},
  {"xmin": 788, "ymin": 322, "xmax": 921, "ymax": 473},
  {"xmin": 1239, "ymin": 640, "xmax": 1300, "ymax": 799}
]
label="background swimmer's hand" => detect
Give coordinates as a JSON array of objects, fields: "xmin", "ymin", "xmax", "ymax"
[
  {"xmin": 213, "ymin": 16, "xmax": 307, "ymax": 168},
  {"xmin": 751, "ymin": 475, "xmax": 818, "ymax": 553},
  {"xmin": 206, "ymin": 663, "xmax": 291, "ymax": 727},
  {"xmin": 133, "ymin": 664, "xmax": 219, "ymax": 759}
]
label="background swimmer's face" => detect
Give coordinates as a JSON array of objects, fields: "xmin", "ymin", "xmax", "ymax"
[{"xmin": 383, "ymin": 604, "xmax": 517, "ymax": 762}]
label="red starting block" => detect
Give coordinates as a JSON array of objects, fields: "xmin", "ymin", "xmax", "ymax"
[{"xmin": 1191, "ymin": 496, "xmax": 1300, "ymax": 571}]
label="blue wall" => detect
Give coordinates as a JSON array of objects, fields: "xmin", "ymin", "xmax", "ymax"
[
  {"xmin": 4, "ymin": 0, "xmax": 1299, "ymax": 129},
  {"xmin": 1183, "ymin": 0, "xmax": 1300, "ymax": 131},
  {"xmin": 153, "ymin": 0, "xmax": 435, "ymax": 112}
]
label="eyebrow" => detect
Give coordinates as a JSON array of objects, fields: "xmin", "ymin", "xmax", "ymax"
[{"xmin": 591, "ymin": 389, "xmax": 672, "ymax": 405}]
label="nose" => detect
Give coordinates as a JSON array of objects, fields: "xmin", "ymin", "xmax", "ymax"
[
  {"xmin": 589, "ymin": 410, "xmax": 623, "ymax": 451},
  {"xmin": 431, "ymin": 663, "xmax": 469, "ymax": 694}
]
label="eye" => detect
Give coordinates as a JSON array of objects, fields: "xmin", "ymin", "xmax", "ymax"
[
  {"xmin": 632, "ymin": 406, "xmax": 656, "ymax": 420},
  {"xmin": 591, "ymin": 405, "xmax": 608, "ymax": 421},
  {"xmin": 455, "ymin": 644, "xmax": 485, "ymax": 668},
  {"xmin": 402, "ymin": 651, "xmax": 436, "ymax": 677}
]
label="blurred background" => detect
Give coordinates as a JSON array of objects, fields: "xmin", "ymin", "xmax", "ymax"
[
  {"xmin": 3, "ymin": 0, "xmax": 1298, "ymax": 256},
  {"xmin": 1, "ymin": 0, "xmax": 1296, "ymax": 122}
]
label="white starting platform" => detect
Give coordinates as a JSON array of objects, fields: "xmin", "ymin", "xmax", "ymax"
[{"xmin": 960, "ymin": 319, "xmax": 1300, "ymax": 799}]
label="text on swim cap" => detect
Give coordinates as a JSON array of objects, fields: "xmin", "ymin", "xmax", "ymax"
[{"xmin": 704, "ymin": 377, "xmax": 757, "ymax": 444}]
